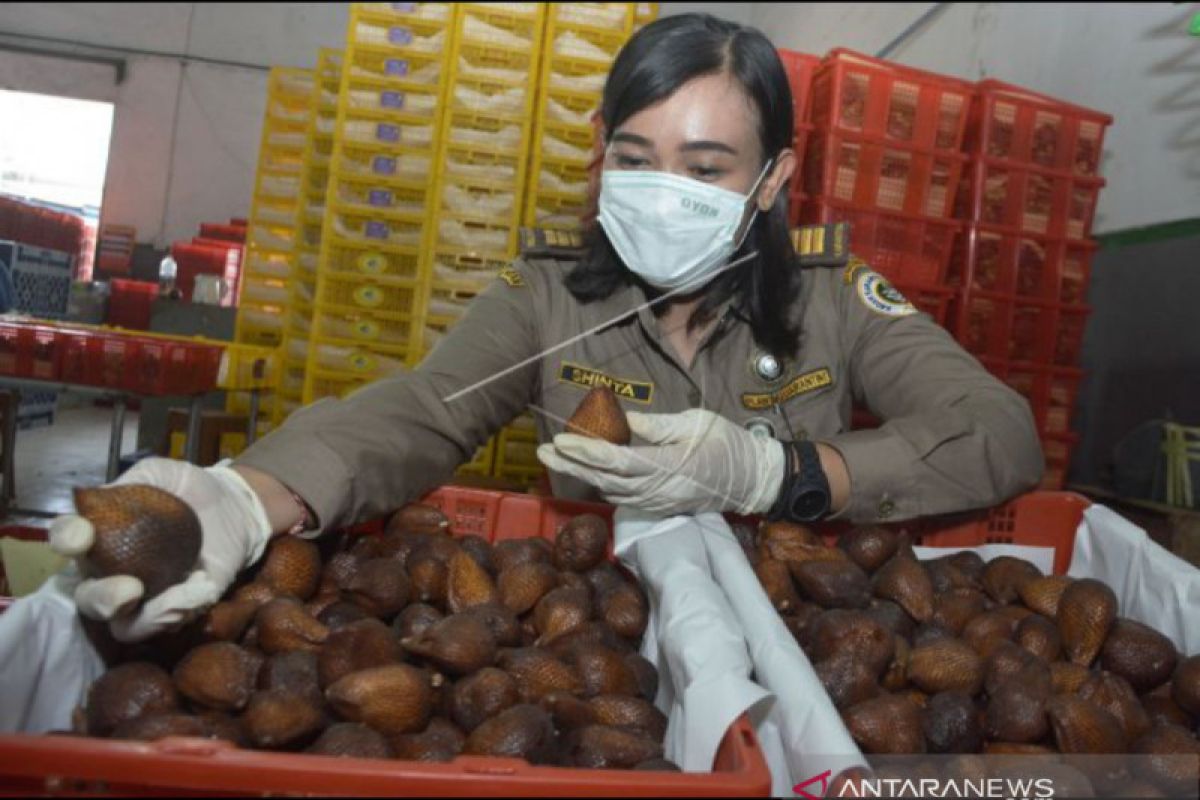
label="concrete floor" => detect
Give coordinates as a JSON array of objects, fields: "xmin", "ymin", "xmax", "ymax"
[{"xmin": 3, "ymin": 404, "xmax": 139, "ymax": 525}]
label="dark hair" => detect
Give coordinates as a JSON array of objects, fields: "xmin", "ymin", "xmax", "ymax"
[{"xmin": 564, "ymin": 13, "xmax": 801, "ymax": 359}]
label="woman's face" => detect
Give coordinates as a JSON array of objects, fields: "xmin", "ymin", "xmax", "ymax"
[{"xmin": 604, "ymin": 72, "xmax": 795, "ymax": 210}]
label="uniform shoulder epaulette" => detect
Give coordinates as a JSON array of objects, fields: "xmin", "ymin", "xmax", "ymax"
[
  {"xmin": 790, "ymin": 223, "xmax": 851, "ymax": 267},
  {"xmin": 519, "ymin": 227, "xmax": 588, "ymax": 261}
]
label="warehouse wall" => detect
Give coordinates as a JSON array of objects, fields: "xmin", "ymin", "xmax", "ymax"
[
  {"xmin": 750, "ymin": 2, "xmax": 1200, "ymax": 234},
  {"xmin": 1, "ymin": 3, "xmax": 1193, "ymax": 244},
  {"xmin": 0, "ymin": 3, "xmax": 349, "ymax": 247}
]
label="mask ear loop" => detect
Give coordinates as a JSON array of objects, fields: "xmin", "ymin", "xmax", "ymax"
[{"xmin": 733, "ymin": 157, "xmax": 776, "ymax": 248}]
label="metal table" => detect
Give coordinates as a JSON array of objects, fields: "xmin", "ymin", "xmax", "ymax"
[{"xmin": 0, "ymin": 376, "xmax": 255, "ymax": 518}]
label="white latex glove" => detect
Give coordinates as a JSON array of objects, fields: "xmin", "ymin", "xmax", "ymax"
[
  {"xmin": 537, "ymin": 409, "xmax": 786, "ymax": 516},
  {"xmin": 47, "ymin": 457, "xmax": 273, "ymax": 643}
]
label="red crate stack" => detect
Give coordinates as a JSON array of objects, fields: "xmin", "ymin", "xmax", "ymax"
[
  {"xmin": 798, "ymin": 48, "xmax": 974, "ymax": 308},
  {"xmin": 951, "ymin": 80, "xmax": 1111, "ymax": 487},
  {"xmin": 778, "ymin": 49, "xmax": 821, "ymax": 217},
  {"xmin": 107, "ymin": 279, "xmax": 158, "ymax": 330}
]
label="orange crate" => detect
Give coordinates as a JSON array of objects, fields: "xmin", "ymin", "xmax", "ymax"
[
  {"xmin": 801, "ymin": 198, "xmax": 961, "ymax": 285},
  {"xmin": 810, "ymin": 48, "xmax": 974, "ymax": 154},
  {"xmin": 0, "ymin": 486, "xmax": 772, "ymax": 797},
  {"xmin": 966, "ymin": 79, "xmax": 1112, "ymax": 177},
  {"xmin": 776, "ymin": 49, "xmax": 820, "ymax": 124},
  {"xmin": 953, "ymin": 292, "xmax": 1090, "ymax": 368},
  {"xmin": 960, "ymin": 157, "xmax": 1104, "ymax": 243},
  {"xmin": 892, "ymin": 282, "xmax": 955, "ymax": 328},
  {"xmin": 949, "ymin": 225, "xmax": 1097, "ymax": 304},
  {"xmin": 802, "ymin": 129, "xmax": 966, "ymax": 219}
]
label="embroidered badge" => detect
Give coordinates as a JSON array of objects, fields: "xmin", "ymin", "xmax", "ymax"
[
  {"xmin": 741, "ymin": 368, "xmax": 833, "ymax": 410},
  {"xmin": 559, "ymin": 362, "xmax": 654, "ymax": 404},
  {"xmin": 856, "ymin": 271, "xmax": 917, "ymax": 317}
]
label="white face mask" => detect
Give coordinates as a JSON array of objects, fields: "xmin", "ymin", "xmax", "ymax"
[{"xmin": 597, "ymin": 160, "xmax": 772, "ymax": 291}]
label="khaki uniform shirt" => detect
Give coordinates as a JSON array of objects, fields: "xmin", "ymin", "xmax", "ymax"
[{"xmin": 236, "ymin": 227, "xmax": 1044, "ymax": 530}]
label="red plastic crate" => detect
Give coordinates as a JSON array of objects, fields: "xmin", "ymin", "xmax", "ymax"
[
  {"xmin": 949, "ymin": 225, "xmax": 1097, "ymax": 304},
  {"xmin": 809, "ymin": 48, "xmax": 974, "ymax": 154},
  {"xmin": 893, "ymin": 282, "xmax": 955, "ymax": 328},
  {"xmin": 988, "ymin": 360, "xmax": 1084, "ymax": 436},
  {"xmin": 0, "ymin": 323, "xmax": 16, "ymax": 376},
  {"xmin": 966, "ymin": 80, "xmax": 1111, "ymax": 177},
  {"xmin": 18, "ymin": 326, "xmax": 61, "ymax": 382},
  {"xmin": 198, "ymin": 223, "xmax": 246, "ymax": 244},
  {"xmin": 801, "ymin": 197, "xmax": 961, "ymax": 285},
  {"xmin": 777, "ymin": 49, "xmax": 821, "ymax": 124},
  {"xmin": 803, "ymin": 129, "xmax": 966, "ymax": 219},
  {"xmin": 1039, "ymin": 433, "xmax": 1080, "ymax": 491},
  {"xmin": 954, "ymin": 293, "xmax": 1090, "ymax": 367},
  {"xmin": 57, "ymin": 328, "xmax": 92, "ymax": 386},
  {"xmin": 108, "ymin": 279, "xmax": 158, "ymax": 331},
  {"xmin": 0, "ymin": 486, "xmax": 772, "ymax": 798},
  {"xmin": 959, "ymin": 158, "xmax": 1104, "ymax": 242}
]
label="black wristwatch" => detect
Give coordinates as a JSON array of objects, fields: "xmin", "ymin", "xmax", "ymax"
[{"xmin": 767, "ymin": 440, "xmax": 832, "ymax": 523}]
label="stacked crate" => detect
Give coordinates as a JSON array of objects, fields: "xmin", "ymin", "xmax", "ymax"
[
  {"xmin": 492, "ymin": 3, "xmax": 637, "ymax": 487},
  {"xmin": 302, "ymin": 2, "xmax": 456, "ymax": 406},
  {"xmin": 798, "ymin": 49, "xmax": 975, "ymax": 326},
  {"xmin": 234, "ymin": 67, "xmax": 316, "ymax": 351},
  {"xmin": 778, "ymin": 49, "xmax": 820, "ymax": 221},
  {"xmin": 950, "ymin": 80, "xmax": 1111, "ymax": 489},
  {"xmin": 522, "ymin": 4, "xmax": 633, "ymax": 236},
  {"xmin": 418, "ymin": 3, "xmax": 549, "ymax": 479},
  {"xmin": 274, "ymin": 48, "xmax": 345, "ymax": 425}
]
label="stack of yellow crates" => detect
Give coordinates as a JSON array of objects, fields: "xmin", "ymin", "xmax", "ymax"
[
  {"xmin": 492, "ymin": 3, "xmax": 646, "ymax": 487},
  {"xmin": 521, "ymin": 4, "xmax": 633, "ymax": 235},
  {"xmin": 234, "ymin": 67, "xmax": 316, "ymax": 352},
  {"xmin": 230, "ymin": 66, "xmax": 316, "ymax": 428},
  {"xmin": 303, "ymin": 2, "xmax": 456, "ymax": 406},
  {"xmin": 419, "ymin": 3, "xmax": 548, "ymax": 479},
  {"xmin": 275, "ymin": 48, "xmax": 344, "ymax": 425}
]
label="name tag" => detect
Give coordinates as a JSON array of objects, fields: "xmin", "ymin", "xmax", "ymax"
[
  {"xmin": 742, "ymin": 368, "xmax": 833, "ymax": 410},
  {"xmin": 559, "ymin": 362, "xmax": 654, "ymax": 404}
]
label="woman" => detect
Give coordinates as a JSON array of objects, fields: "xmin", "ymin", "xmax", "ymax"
[{"xmin": 49, "ymin": 14, "xmax": 1042, "ymax": 642}]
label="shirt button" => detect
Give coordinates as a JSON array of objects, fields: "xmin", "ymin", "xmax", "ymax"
[
  {"xmin": 754, "ymin": 353, "xmax": 783, "ymax": 381},
  {"xmin": 878, "ymin": 499, "xmax": 896, "ymax": 519}
]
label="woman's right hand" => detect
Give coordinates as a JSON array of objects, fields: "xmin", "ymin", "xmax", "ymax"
[{"xmin": 48, "ymin": 458, "xmax": 275, "ymax": 642}]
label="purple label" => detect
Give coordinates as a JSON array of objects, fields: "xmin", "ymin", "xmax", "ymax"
[
  {"xmin": 365, "ymin": 221, "xmax": 389, "ymax": 240},
  {"xmin": 369, "ymin": 190, "xmax": 393, "ymax": 207},
  {"xmin": 390, "ymin": 2, "xmax": 417, "ymax": 11},
  {"xmin": 388, "ymin": 27, "xmax": 413, "ymax": 45},
  {"xmin": 384, "ymin": 58, "xmax": 409, "ymax": 77},
  {"xmin": 380, "ymin": 91, "xmax": 405, "ymax": 109},
  {"xmin": 372, "ymin": 156, "xmax": 397, "ymax": 175},
  {"xmin": 376, "ymin": 123, "xmax": 400, "ymax": 142}
]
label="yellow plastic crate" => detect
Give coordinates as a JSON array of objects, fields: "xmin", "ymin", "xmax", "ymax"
[
  {"xmin": 456, "ymin": 436, "xmax": 497, "ymax": 478},
  {"xmin": 337, "ymin": 145, "xmax": 433, "ymax": 186},
  {"xmin": 313, "ymin": 343, "xmax": 407, "ymax": 379},
  {"xmin": 350, "ymin": 16, "xmax": 453, "ymax": 54},
  {"xmin": 457, "ymin": 4, "xmax": 544, "ymax": 54},
  {"xmin": 439, "ymin": 179, "xmax": 519, "ymax": 225},
  {"xmin": 247, "ymin": 223, "xmax": 297, "ymax": 254},
  {"xmin": 340, "ymin": 117, "xmax": 437, "ymax": 151},
  {"xmin": 429, "ymin": 250, "xmax": 509, "ymax": 292},
  {"xmin": 425, "ymin": 284, "xmax": 481, "ymax": 327},
  {"xmin": 239, "ymin": 275, "xmax": 291, "ymax": 309},
  {"xmin": 528, "ymin": 192, "xmax": 589, "ymax": 231},
  {"xmin": 505, "ymin": 412, "xmax": 539, "ymax": 439},
  {"xmin": 443, "ymin": 145, "xmax": 523, "ymax": 189},
  {"xmin": 536, "ymin": 160, "xmax": 591, "ymax": 196},
  {"xmin": 345, "ymin": 44, "xmax": 444, "ymax": 87},
  {"xmin": 540, "ymin": 92, "xmax": 600, "ymax": 132},
  {"xmin": 343, "ymin": 79, "xmax": 442, "ymax": 121},
  {"xmin": 326, "ymin": 209, "xmax": 424, "ymax": 250},
  {"xmin": 445, "ymin": 109, "xmax": 529, "ymax": 157},
  {"xmin": 218, "ymin": 344, "xmax": 280, "ymax": 391},
  {"xmin": 312, "ymin": 308, "xmax": 414, "ymax": 350},
  {"xmin": 250, "ymin": 196, "xmax": 299, "ymax": 228},
  {"xmin": 234, "ymin": 307, "xmax": 286, "ymax": 348},
  {"xmin": 545, "ymin": 59, "xmax": 609, "ymax": 97},
  {"xmin": 319, "ymin": 237, "xmax": 423, "ymax": 279},
  {"xmin": 270, "ymin": 67, "xmax": 317, "ymax": 101},
  {"xmin": 332, "ymin": 180, "xmax": 431, "ymax": 220},
  {"xmin": 450, "ymin": 78, "xmax": 532, "ymax": 120},
  {"xmin": 256, "ymin": 172, "xmax": 302, "ymax": 200},
  {"xmin": 243, "ymin": 252, "xmax": 292, "ymax": 281},
  {"xmin": 435, "ymin": 215, "xmax": 517, "ymax": 259},
  {"xmin": 552, "ymin": 3, "xmax": 634, "ymax": 33},
  {"xmin": 356, "ymin": 2, "xmax": 454, "ymax": 26},
  {"xmin": 304, "ymin": 367, "xmax": 376, "ymax": 404},
  {"xmin": 316, "ymin": 272, "xmax": 423, "ymax": 316}
]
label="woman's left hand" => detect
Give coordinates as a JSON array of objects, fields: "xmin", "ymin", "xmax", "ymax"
[{"xmin": 537, "ymin": 408, "xmax": 786, "ymax": 516}]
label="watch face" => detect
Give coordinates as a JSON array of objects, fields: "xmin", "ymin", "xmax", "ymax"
[{"xmin": 793, "ymin": 487, "xmax": 831, "ymax": 521}]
